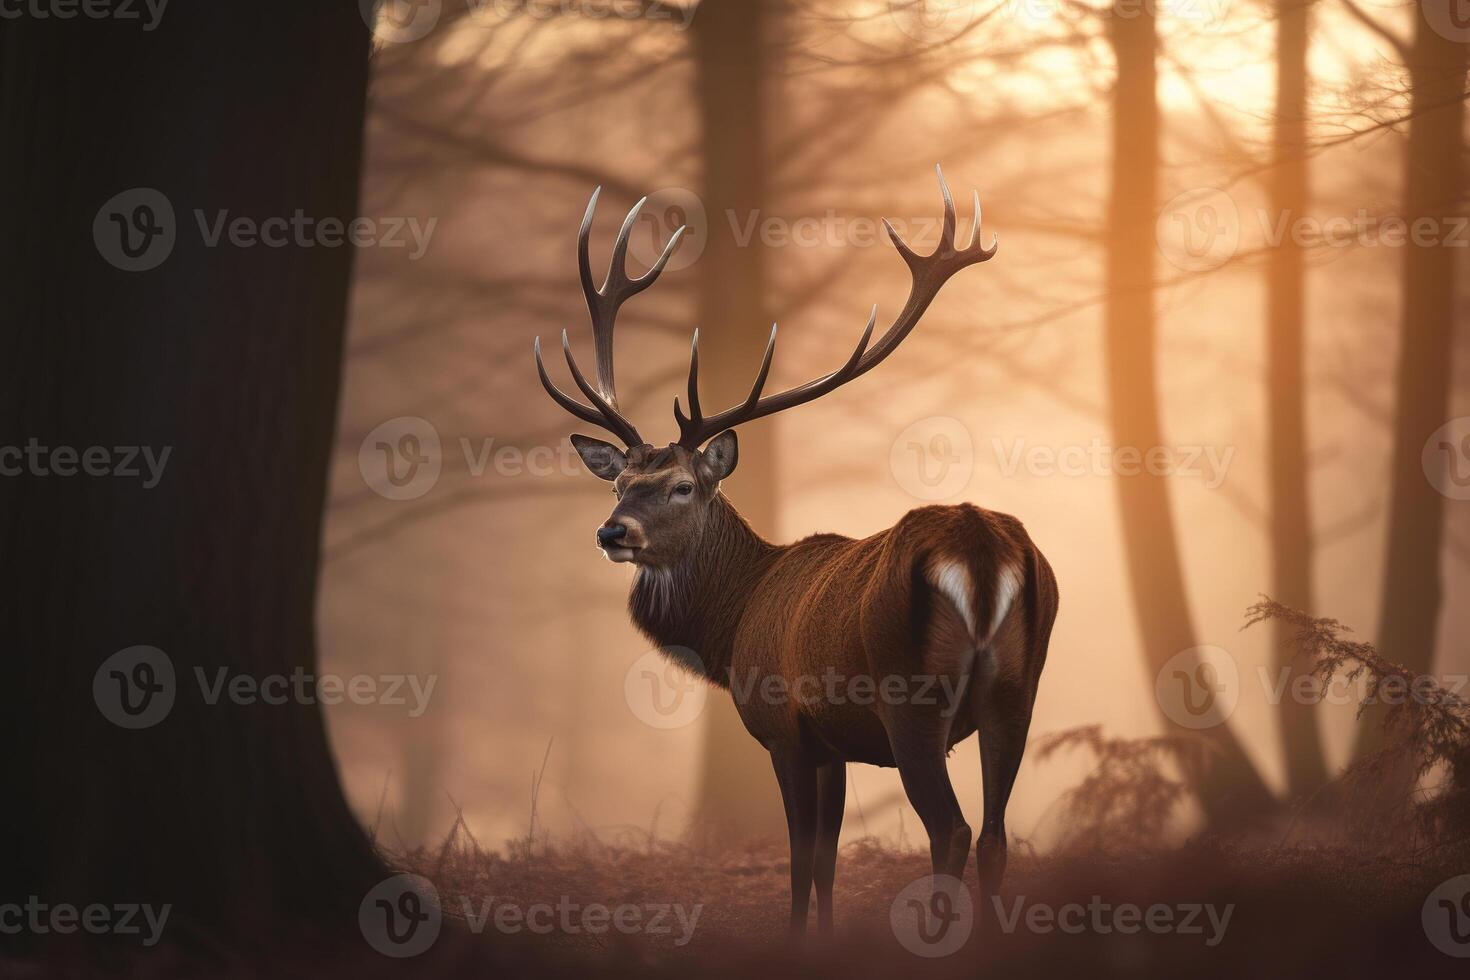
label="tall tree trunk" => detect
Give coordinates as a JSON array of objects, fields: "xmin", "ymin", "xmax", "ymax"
[
  {"xmin": 1354, "ymin": 1, "xmax": 1467, "ymax": 764},
  {"xmin": 1104, "ymin": 9, "xmax": 1276, "ymax": 825},
  {"xmin": 0, "ymin": 4, "xmax": 382, "ymax": 945},
  {"xmin": 1268, "ymin": 0, "xmax": 1329, "ymax": 798},
  {"xmin": 689, "ymin": 0, "xmax": 787, "ymax": 843}
]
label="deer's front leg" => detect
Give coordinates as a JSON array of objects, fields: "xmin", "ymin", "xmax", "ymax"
[{"xmin": 770, "ymin": 751, "xmax": 818, "ymax": 936}]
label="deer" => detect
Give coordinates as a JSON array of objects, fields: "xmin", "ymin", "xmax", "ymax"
[{"xmin": 534, "ymin": 168, "xmax": 1059, "ymax": 935}]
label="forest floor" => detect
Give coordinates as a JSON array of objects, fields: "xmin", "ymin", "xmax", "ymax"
[
  {"xmin": 380, "ymin": 830, "xmax": 1470, "ymax": 979},
  {"xmin": 15, "ymin": 833, "xmax": 1466, "ymax": 978}
]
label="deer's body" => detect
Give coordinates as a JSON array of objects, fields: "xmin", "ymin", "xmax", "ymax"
[
  {"xmin": 629, "ymin": 494, "xmax": 1054, "ymax": 770},
  {"xmin": 535, "ymin": 170, "xmax": 1058, "ymax": 934}
]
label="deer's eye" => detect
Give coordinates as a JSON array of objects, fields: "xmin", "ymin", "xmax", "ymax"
[{"xmin": 674, "ymin": 482, "xmax": 694, "ymax": 497}]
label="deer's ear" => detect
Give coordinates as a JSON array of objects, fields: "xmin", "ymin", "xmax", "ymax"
[
  {"xmin": 699, "ymin": 429, "xmax": 739, "ymax": 482},
  {"xmin": 570, "ymin": 434, "xmax": 627, "ymax": 481}
]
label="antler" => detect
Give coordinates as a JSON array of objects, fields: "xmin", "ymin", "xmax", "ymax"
[
  {"xmin": 534, "ymin": 187, "xmax": 686, "ymax": 448},
  {"xmin": 674, "ymin": 165, "xmax": 997, "ymax": 450}
]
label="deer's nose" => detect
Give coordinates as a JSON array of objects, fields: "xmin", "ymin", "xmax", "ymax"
[{"xmin": 596, "ymin": 523, "xmax": 628, "ymax": 548}]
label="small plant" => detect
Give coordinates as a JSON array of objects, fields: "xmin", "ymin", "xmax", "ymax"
[
  {"xmin": 1033, "ymin": 724, "xmax": 1211, "ymax": 853},
  {"xmin": 1245, "ymin": 597, "xmax": 1470, "ymax": 844}
]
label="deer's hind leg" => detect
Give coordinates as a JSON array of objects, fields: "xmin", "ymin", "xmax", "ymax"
[
  {"xmin": 888, "ymin": 722, "xmax": 971, "ymax": 880},
  {"xmin": 970, "ymin": 554, "xmax": 1056, "ymax": 903}
]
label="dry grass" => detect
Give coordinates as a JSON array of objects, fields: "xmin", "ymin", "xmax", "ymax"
[{"xmin": 376, "ymin": 826, "xmax": 1469, "ymax": 979}]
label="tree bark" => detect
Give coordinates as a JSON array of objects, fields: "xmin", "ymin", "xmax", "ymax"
[
  {"xmin": 1267, "ymin": 0, "xmax": 1329, "ymax": 798},
  {"xmin": 0, "ymin": 4, "xmax": 382, "ymax": 945},
  {"xmin": 1103, "ymin": 9, "xmax": 1276, "ymax": 825},
  {"xmin": 689, "ymin": 0, "xmax": 788, "ymax": 843},
  {"xmin": 1354, "ymin": 1, "xmax": 1467, "ymax": 763}
]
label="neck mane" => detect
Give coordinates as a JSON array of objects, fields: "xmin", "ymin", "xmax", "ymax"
[{"xmin": 628, "ymin": 493, "xmax": 776, "ymax": 687}]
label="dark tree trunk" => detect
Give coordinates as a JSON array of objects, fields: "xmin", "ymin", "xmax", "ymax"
[
  {"xmin": 0, "ymin": 3, "xmax": 382, "ymax": 947},
  {"xmin": 689, "ymin": 0, "xmax": 788, "ymax": 843},
  {"xmin": 1103, "ymin": 9, "xmax": 1276, "ymax": 825},
  {"xmin": 1355, "ymin": 2, "xmax": 1467, "ymax": 763},
  {"xmin": 1267, "ymin": 0, "xmax": 1328, "ymax": 799}
]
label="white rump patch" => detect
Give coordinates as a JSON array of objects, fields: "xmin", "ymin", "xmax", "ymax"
[
  {"xmin": 926, "ymin": 557, "xmax": 1023, "ymax": 645},
  {"xmin": 927, "ymin": 558, "xmax": 977, "ymax": 638},
  {"xmin": 990, "ymin": 562, "xmax": 1023, "ymax": 640}
]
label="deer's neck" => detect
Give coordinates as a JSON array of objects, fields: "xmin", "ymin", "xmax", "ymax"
[{"xmin": 628, "ymin": 493, "xmax": 777, "ymax": 687}]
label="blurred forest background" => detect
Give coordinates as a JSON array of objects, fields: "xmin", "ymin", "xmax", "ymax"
[{"xmin": 320, "ymin": 0, "xmax": 1469, "ymax": 855}]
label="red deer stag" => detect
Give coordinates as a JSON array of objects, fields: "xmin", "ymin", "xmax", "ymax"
[{"xmin": 534, "ymin": 169, "xmax": 1058, "ymax": 934}]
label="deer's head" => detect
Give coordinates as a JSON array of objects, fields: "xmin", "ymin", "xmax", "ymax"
[
  {"xmin": 535, "ymin": 169, "xmax": 998, "ymax": 567},
  {"xmin": 567, "ymin": 434, "xmax": 736, "ymax": 565}
]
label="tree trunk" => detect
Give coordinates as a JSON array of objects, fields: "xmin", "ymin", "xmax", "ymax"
[
  {"xmin": 1354, "ymin": 1, "xmax": 1467, "ymax": 763},
  {"xmin": 1103, "ymin": 9, "xmax": 1276, "ymax": 825},
  {"xmin": 1267, "ymin": 0, "xmax": 1328, "ymax": 799},
  {"xmin": 689, "ymin": 0, "xmax": 788, "ymax": 843},
  {"xmin": 0, "ymin": 4, "xmax": 382, "ymax": 945}
]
